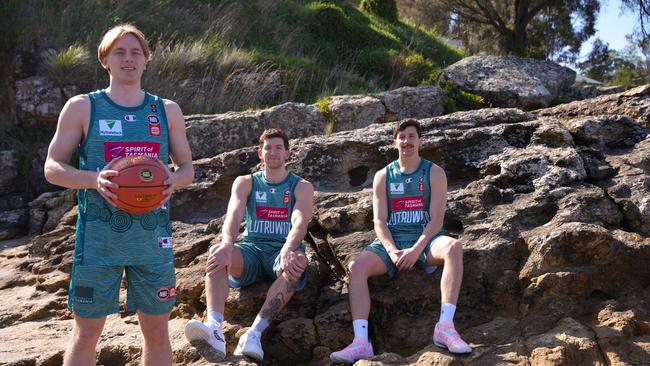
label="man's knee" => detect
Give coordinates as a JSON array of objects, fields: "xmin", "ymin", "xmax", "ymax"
[
  {"xmin": 71, "ymin": 318, "xmax": 104, "ymax": 348},
  {"xmin": 348, "ymin": 259, "xmax": 369, "ymax": 281},
  {"xmin": 139, "ymin": 314, "xmax": 170, "ymax": 344},
  {"xmin": 444, "ymin": 239, "xmax": 463, "ymax": 259}
]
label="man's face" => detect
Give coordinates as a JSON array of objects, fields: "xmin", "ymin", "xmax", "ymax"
[
  {"xmin": 258, "ymin": 137, "xmax": 289, "ymax": 169},
  {"xmin": 394, "ymin": 126, "xmax": 421, "ymax": 157},
  {"xmin": 101, "ymin": 33, "xmax": 147, "ymax": 83}
]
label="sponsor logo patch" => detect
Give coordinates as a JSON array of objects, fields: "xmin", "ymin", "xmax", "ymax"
[
  {"xmin": 157, "ymin": 286, "xmax": 176, "ymax": 300},
  {"xmin": 256, "ymin": 206, "xmax": 289, "ymax": 220},
  {"xmin": 147, "ymin": 114, "xmax": 160, "ymax": 124},
  {"xmin": 159, "ymin": 237, "xmax": 173, "ymax": 248},
  {"xmin": 74, "ymin": 286, "xmax": 94, "ymax": 304},
  {"xmin": 149, "ymin": 124, "xmax": 160, "ymax": 136},
  {"xmin": 283, "ymin": 188, "xmax": 290, "ymax": 205},
  {"xmin": 391, "ymin": 196, "xmax": 425, "ymax": 211},
  {"xmin": 389, "ymin": 182, "xmax": 404, "ymax": 194},
  {"xmin": 104, "ymin": 142, "xmax": 160, "ymax": 162},
  {"xmin": 255, "ymin": 191, "xmax": 267, "ymax": 202},
  {"xmin": 99, "ymin": 119, "xmax": 123, "ymax": 136}
]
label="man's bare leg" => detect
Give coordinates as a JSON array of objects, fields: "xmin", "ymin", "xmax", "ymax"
[
  {"xmin": 63, "ymin": 315, "xmax": 106, "ymax": 366},
  {"xmin": 139, "ymin": 311, "xmax": 172, "ymax": 366}
]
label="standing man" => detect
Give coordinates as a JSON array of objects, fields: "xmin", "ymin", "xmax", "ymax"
[
  {"xmin": 184, "ymin": 128, "xmax": 314, "ymax": 362},
  {"xmin": 44, "ymin": 24, "xmax": 194, "ymax": 366},
  {"xmin": 330, "ymin": 119, "xmax": 471, "ymax": 364}
]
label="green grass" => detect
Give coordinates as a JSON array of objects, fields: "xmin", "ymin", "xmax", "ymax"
[{"xmin": 3, "ymin": 0, "xmax": 463, "ymax": 113}]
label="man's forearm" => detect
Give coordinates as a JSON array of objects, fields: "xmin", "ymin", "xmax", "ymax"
[
  {"xmin": 413, "ymin": 220, "xmax": 443, "ymax": 252},
  {"xmin": 170, "ymin": 162, "xmax": 194, "ymax": 189},
  {"xmin": 45, "ymin": 160, "xmax": 98, "ymax": 189},
  {"xmin": 375, "ymin": 223, "xmax": 398, "ymax": 252},
  {"xmin": 282, "ymin": 219, "xmax": 308, "ymax": 251}
]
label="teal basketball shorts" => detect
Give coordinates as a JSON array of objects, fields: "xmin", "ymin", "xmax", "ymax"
[
  {"xmin": 228, "ymin": 241, "xmax": 307, "ymax": 291},
  {"xmin": 366, "ymin": 230, "xmax": 445, "ymax": 278},
  {"xmin": 68, "ymin": 261, "xmax": 176, "ymax": 318}
]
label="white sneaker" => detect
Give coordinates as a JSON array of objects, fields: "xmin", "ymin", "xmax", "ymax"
[
  {"xmin": 184, "ymin": 320, "xmax": 226, "ymax": 361},
  {"xmin": 234, "ymin": 329, "xmax": 264, "ymax": 361}
]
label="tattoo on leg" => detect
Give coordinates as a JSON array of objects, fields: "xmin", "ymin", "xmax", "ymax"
[{"xmin": 260, "ymin": 280, "xmax": 295, "ymax": 320}]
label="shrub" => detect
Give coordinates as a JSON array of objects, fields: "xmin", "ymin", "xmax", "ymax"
[
  {"xmin": 45, "ymin": 44, "xmax": 94, "ymax": 86},
  {"xmin": 359, "ymin": 0, "xmax": 398, "ymax": 23}
]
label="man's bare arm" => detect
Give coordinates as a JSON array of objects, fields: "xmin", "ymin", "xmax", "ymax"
[
  {"xmin": 373, "ymin": 169, "xmax": 399, "ymax": 254},
  {"xmin": 282, "ymin": 180, "xmax": 314, "ymax": 252},
  {"xmin": 164, "ymin": 99, "xmax": 194, "ymax": 190}
]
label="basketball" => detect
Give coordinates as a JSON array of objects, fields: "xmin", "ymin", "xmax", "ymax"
[{"xmin": 106, "ymin": 155, "xmax": 168, "ymax": 214}]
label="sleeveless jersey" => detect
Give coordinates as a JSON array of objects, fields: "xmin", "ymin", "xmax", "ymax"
[
  {"xmin": 242, "ymin": 171, "xmax": 301, "ymax": 244},
  {"xmin": 385, "ymin": 159, "xmax": 433, "ymax": 240},
  {"xmin": 75, "ymin": 90, "xmax": 172, "ymax": 265}
]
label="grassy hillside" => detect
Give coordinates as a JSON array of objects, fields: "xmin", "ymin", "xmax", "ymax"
[{"xmin": 1, "ymin": 0, "xmax": 464, "ymax": 114}]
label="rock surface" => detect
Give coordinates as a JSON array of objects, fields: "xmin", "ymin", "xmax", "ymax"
[
  {"xmin": 444, "ymin": 55, "xmax": 576, "ymax": 110},
  {"xmin": 1, "ymin": 85, "xmax": 650, "ymax": 365}
]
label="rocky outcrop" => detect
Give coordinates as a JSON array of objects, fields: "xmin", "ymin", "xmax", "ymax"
[
  {"xmin": 185, "ymin": 86, "xmax": 446, "ymax": 159},
  {"xmin": 536, "ymin": 84, "xmax": 650, "ymax": 127},
  {"xmin": 444, "ymin": 55, "xmax": 576, "ymax": 110},
  {"xmin": 2, "ymin": 85, "xmax": 650, "ymax": 365},
  {"xmin": 15, "ymin": 76, "xmax": 70, "ymax": 122}
]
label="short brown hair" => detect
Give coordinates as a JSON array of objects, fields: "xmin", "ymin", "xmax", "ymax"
[
  {"xmin": 393, "ymin": 119, "xmax": 422, "ymax": 139},
  {"xmin": 98, "ymin": 24, "xmax": 151, "ymax": 63},
  {"xmin": 259, "ymin": 128, "xmax": 289, "ymax": 150}
]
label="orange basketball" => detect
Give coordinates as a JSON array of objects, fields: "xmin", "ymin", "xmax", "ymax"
[{"xmin": 106, "ymin": 155, "xmax": 168, "ymax": 214}]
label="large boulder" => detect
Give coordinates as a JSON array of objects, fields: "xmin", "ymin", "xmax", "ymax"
[
  {"xmin": 444, "ymin": 55, "xmax": 576, "ymax": 110},
  {"xmin": 15, "ymin": 76, "xmax": 63, "ymax": 122},
  {"xmin": 185, "ymin": 102, "xmax": 326, "ymax": 159}
]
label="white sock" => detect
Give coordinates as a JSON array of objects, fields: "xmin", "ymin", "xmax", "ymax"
[
  {"xmin": 251, "ymin": 315, "xmax": 269, "ymax": 334},
  {"xmin": 353, "ymin": 319, "xmax": 369, "ymax": 343},
  {"xmin": 207, "ymin": 311, "xmax": 224, "ymax": 326},
  {"xmin": 439, "ymin": 303, "xmax": 456, "ymax": 324}
]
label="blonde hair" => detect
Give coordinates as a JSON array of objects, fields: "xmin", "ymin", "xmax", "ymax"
[{"xmin": 97, "ymin": 24, "xmax": 151, "ymax": 63}]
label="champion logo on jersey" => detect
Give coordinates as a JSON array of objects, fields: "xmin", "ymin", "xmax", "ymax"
[
  {"xmin": 389, "ymin": 182, "xmax": 404, "ymax": 194},
  {"xmin": 255, "ymin": 191, "xmax": 267, "ymax": 202},
  {"xmin": 99, "ymin": 119, "xmax": 123, "ymax": 136},
  {"xmin": 405, "ymin": 178, "xmax": 413, "ymax": 183},
  {"xmin": 158, "ymin": 237, "xmax": 173, "ymax": 248},
  {"xmin": 124, "ymin": 114, "xmax": 136, "ymax": 122},
  {"xmin": 269, "ymin": 188, "xmax": 276, "ymax": 194}
]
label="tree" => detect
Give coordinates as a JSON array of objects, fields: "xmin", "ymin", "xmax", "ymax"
[
  {"xmin": 621, "ymin": 0, "xmax": 650, "ymax": 47},
  {"xmin": 578, "ymin": 38, "xmax": 614, "ymax": 81},
  {"xmin": 439, "ymin": 0, "xmax": 599, "ymax": 61}
]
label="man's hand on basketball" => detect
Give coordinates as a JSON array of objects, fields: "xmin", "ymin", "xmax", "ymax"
[
  {"xmin": 159, "ymin": 161, "xmax": 175, "ymax": 209},
  {"xmin": 206, "ymin": 243, "xmax": 232, "ymax": 277},
  {"xmin": 96, "ymin": 169, "xmax": 119, "ymax": 206},
  {"xmin": 280, "ymin": 249, "xmax": 306, "ymax": 282},
  {"xmin": 396, "ymin": 246, "xmax": 419, "ymax": 271}
]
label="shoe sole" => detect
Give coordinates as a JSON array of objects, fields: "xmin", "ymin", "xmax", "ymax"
[
  {"xmin": 434, "ymin": 340, "xmax": 472, "ymax": 354},
  {"xmin": 234, "ymin": 346, "xmax": 263, "ymax": 361},
  {"xmin": 185, "ymin": 324, "xmax": 226, "ymax": 362},
  {"xmin": 329, "ymin": 354, "xmax": 354, "ymax": 364}
]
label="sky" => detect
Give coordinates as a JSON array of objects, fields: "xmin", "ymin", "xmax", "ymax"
[{"xmin": 579, "ymin": 0, "xmax": 638, "ymax": 59}]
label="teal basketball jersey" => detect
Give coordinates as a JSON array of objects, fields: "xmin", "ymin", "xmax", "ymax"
[
  {"xmin": 75, "ymin": 90, "xmax": 172, "ymax": 265},
  {"xmin": 385, "ymin": 159, "xmax": 433, "ymax": 240},
  {"xmin": 242, "ymin": 171, "xmax": 301, "ymax": 244}
]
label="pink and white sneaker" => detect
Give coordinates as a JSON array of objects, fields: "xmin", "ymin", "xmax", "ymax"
[
  {"xmin": 433, "ymin": 321, "xmax": 472, "ymax": 354},
  {"xmin": 330, "ymin": 338, "xmax": 374, "ymax": 364}
]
